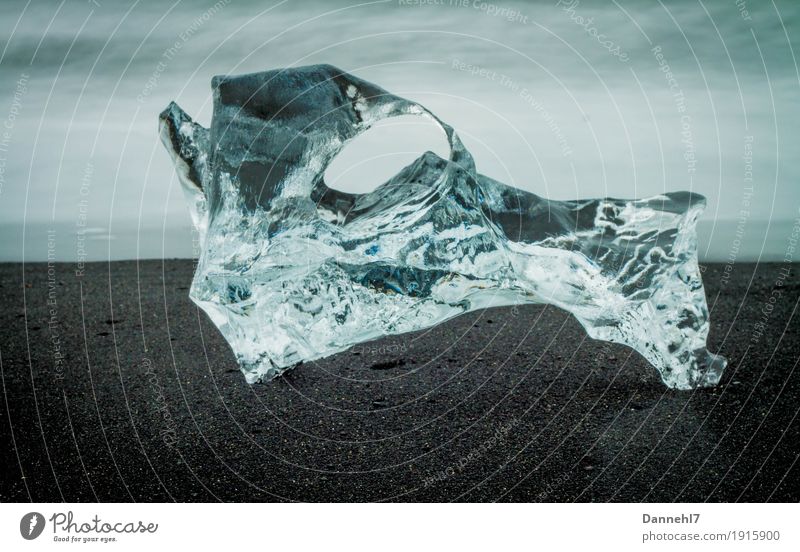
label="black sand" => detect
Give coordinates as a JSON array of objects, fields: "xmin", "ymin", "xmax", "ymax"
[{"xmin": 0, "ymin": 261, "xmax": 798, "ymax": 502}]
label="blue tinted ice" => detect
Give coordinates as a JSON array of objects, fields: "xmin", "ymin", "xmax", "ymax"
[{"xmin": 159, "ymin": 64, "xmax": 726, "ymax": 389}]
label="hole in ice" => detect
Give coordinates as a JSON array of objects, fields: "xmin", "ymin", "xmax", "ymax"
[{"xmin": 323, "ymin": 115, "xmax": 450, "ymax": 195}]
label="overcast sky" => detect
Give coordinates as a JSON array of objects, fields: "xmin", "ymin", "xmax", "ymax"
[{"xmin": 0, "ymin": 0, "xmax": 797, "ymax": 261}]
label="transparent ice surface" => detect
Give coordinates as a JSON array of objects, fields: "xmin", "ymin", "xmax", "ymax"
[{"xmin": 160, "ymin": 64, "xmax": 726, "ymax": 389}]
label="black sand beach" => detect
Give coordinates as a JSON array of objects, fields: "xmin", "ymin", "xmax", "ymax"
[{"xmin": 0, "ymin": 260, "xmax": 797, "ymax": 502}]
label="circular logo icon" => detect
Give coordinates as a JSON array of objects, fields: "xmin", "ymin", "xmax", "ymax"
[{"xmin": 20, "ymin": 512, "xmax": 45, "ymax": 540}]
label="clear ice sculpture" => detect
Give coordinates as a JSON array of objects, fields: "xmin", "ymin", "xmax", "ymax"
[{"xmin": 159, "ymin": 64, "xmax": 726, "ymax": 390}]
